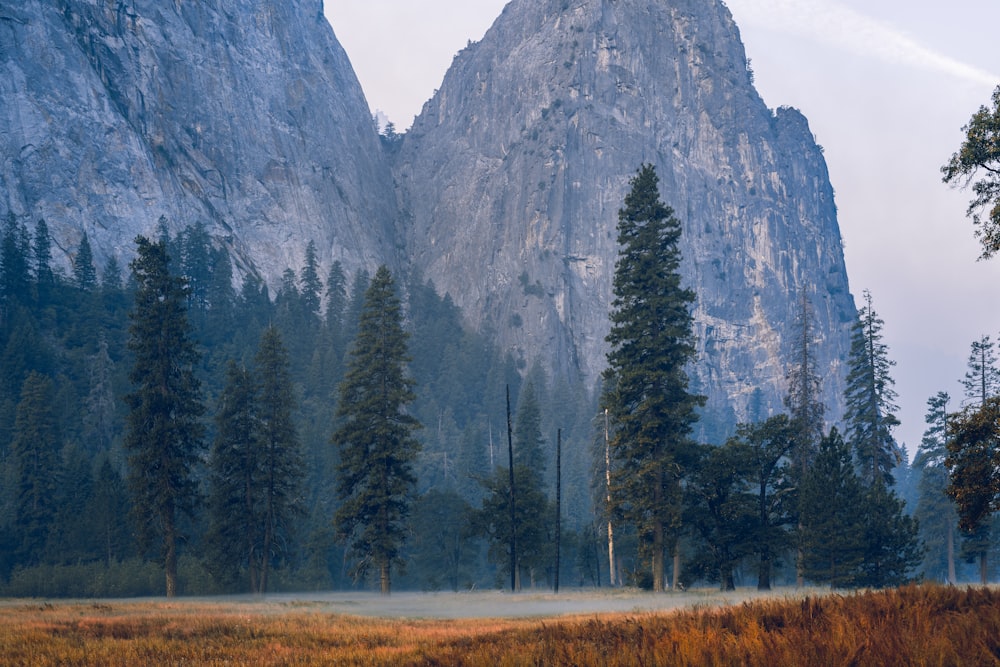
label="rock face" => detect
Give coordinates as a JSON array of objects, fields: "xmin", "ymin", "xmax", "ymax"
[
  {"xmin": 0, "ymin": 0, "xmax": 856, "ymax": 435},
  {"xmin": 0, "ymin": 0, "xmax": 397, "ymax": 280},
  {"xmin": 396, "ymin": 0, "xmax": 855, "ymax": 432}
]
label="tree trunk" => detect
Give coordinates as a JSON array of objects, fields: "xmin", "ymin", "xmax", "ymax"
[
  {"xmin": 758, "ymin": 550, "xmax": 772, "ymax": 591},
  {"xmin": 506, "ymin": 386, "xmax": 518, "ymax": 593},
  {"xmin": 947, "ymin": 522, "xmax": 956, "ymax": 585},
  {"xmin": 604, "ymin": 409, "xmax": 617, "ymax": 587},
  {"xmin": 672, "ymin": 545, "xmax": 682, "ymax": 591},
  {"xmin": 554, "ymin": 428, "xmax": 561, "ymax": 594},
  {"xmin": 380, "ymin": 558, "xmax": 391, "ymax": 595},
  {"xmin": 164, "ymin": 513, "xmax": 178, "ymax": 598},
  {"xmin": 981, "ymin": 550, "xmax": 988, "ymax": 585},
  {"xmin": 652, "ymin": 521, "xmax": 665, "ymax": 592}
]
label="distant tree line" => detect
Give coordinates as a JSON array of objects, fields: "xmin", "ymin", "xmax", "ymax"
[{"xmin": 0, "ymin": 164, "xmax": 950, "ymax": 597}]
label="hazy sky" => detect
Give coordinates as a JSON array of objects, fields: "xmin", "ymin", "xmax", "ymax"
[{"xmin": 325, "ymin": 0, "xmax": 1000, "ymax": 455}]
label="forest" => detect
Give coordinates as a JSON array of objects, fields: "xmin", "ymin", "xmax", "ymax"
[{"xmin": 0, "ymin": 164, "xmax": 990, "ymax": 595}]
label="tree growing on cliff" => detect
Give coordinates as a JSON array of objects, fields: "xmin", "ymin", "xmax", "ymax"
[
  {"xmin": 124, "ymin": 236, "xmax": 205, "ymax": 598},
  {"xmin": 942, "ymin": 85, "xmax": 1000, "ymax": 259},
  {"xmin": 333, "ymin": 266, "xmax": 421, "ymax": 595},
  {"xmin": 601, "ymin": 164, "xmax": 704, "ymax": 592}
]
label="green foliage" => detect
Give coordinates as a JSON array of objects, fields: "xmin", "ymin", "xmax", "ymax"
[
  {"xmin": 686, "ymin": 442, "xmax": 754, "ymax": 590},
  {"xmin": 942, "ymin": 85, "xmax": 1000, "ymax": 259},
  {"xmin": 124, "ymin": 236, "xmax": 206, "ymax": 597},
  {"xmin": 799, "ymin": 429, "xmax": 865, "ymax": 587},
  {"xmin": 206, "ymin": 328, "xmax": 304, "ymax": 593},
  {"xmin": 601, "ymin": 164, "xmax": 704, "ymax": 591},
  {"xmin": 10, "ymin": 372, "xmax": 60, "ymax": 567},
  {"xmin": 962, "ymin": 335, "xmax": 1000, "ymax": 406},
  {"xmin": 737, "ymin": 415, "xmax": 797, "ymax": 590},
  {"xmin": 914, "ymin": 391, "xmax": 959, "ymax": 582},
  {"xmin": 333, "ymin": 266, "xmax": 421, "ymax": 594},
  {"xmin": 784, "ymin": 288, "xmax": 825, "ymax": 482},
  {"xmin": 945, "ymin": 396, "xmax": 1000, "ymax": 535},
  {"xmin": 844, "ymin": 289, "xmax": 900, "ymax": 487}
]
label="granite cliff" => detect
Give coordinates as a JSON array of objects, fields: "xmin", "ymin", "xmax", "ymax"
[
  {"xmin": 396, "ymin": 0, "xmax": 855, "ymax": 431},
  {"xmin": 0, "ymin": 0, "xmax": 396, "ymax": 280},
  {"xmin": 0, "ymin": 0, "xmax": 855, "ymax": 434}
]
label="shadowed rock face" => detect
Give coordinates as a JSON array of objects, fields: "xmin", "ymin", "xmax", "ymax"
[
  {"xmin": 1, "ymin": 0, "xmax": 855, "ymax": 436},
  {"xmin": 395, "ymin": 0, "xmax": 855, "ymax": 434},
  {"xmin": 0, "ymin": 0, "xmax": 397, "ymax": 281}
]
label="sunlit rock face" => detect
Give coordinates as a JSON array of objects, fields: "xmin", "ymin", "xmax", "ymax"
[
  {"xmin": 0, "ymin": 0, "xmax": 398, "ymax": 282},
  {"xmin": 395, "ymin": 0, "xmax": 855, "ymax": 436}
]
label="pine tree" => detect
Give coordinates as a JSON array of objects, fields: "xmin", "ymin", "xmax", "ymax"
[
  {"xmin": 333, "ymin": 266, "xmax": 421, "ymax": 594},
  {"xmin": 253, "ymin": 326, "xmax": 304, "ymax": 592},
  {"xmin": 207, "ymin": 361, "xmax": 261, "ymax": 590},
  {"xmin": 1, "ymin": 213, "xmax": 31, "ymax": 305},
  {"xmin": 600, "ymin": 165, "xmax": 704, "ymax": 591},
  {"xmin": 798, "ymin": 429, "xmax": 865, "ymax": 587},
  {"xmin": 10, "ymin": 372, "xmax": 60, "ymax": 567},
  {"xmin": 914, "ymin": 391, "xmax": 958, "ymax": 583},
  {"xmin": 784, "ymin": 288, "xmax": 825, "ymax": 480},
  {"xmin": 73, "ymin": 233, "xmax": 98, "ymax": 292},
  {"xmin": 961, "ymin": 335, "xmax": 1000, "ymax": 407},
  {"xmin": 473, "ymin": 382, "xmax": 553, "ymax": 589},
  {"xmin": 123, "ymin": 236, "xmax": 205, "ymax": 597},
  {"xmin": 299, "ymin": 240, "xmax": 323, "ymax": 320},
  {"xmin": 844, "ymin": 289, "xmax": 900, "ymax": 487},
  {"xmin": 32, "ymin": 218, "xmax": 54, "ymax": 305}
]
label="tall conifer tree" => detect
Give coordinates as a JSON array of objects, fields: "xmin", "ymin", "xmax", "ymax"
[
  {"xmin": 844, "ymin": 289, "xmax": 900, "ymax": 487},
  {"xmin": 124, "ymin": 236, "xmax": 205, "ymax": 597},
  {"xmin": 333, "ymin": 266, "xmax": 421, "ymax": 594},
  {"xmin": 601, "ymin": 165, "xmax": 703, "ymax": 591}
]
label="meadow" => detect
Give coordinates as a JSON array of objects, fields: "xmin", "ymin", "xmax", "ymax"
[{"xmin": 1, "ymin": 584, "xmax": 998, "ymax": 665}]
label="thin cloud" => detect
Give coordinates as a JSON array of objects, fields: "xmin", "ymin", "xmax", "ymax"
[{"xmin": 726, "ymin": 0, "xmax": 999, "ymax": 87}]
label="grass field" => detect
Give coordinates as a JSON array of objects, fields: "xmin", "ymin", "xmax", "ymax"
[{"xmin": 2, "ymin": 584, "xmax": 998, "ymax": 665}]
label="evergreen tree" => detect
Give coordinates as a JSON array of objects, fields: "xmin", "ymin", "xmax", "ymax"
[
  {"xmin": 10, "ymin": 372, "xmax": 60, "ymax": 567},
  {"xmin": 206, "ymin": 361, "xmax": 261, "ymax": 590},
  {"xmin": 333, "ymin": 266, "xmax": 421, "ymax": 594},
  {"xmin": 844, "ymin": 289, "xmax": 900, "ymax": 487},
  {"xmin": 856, "ymin": 481, "xmax": 922, "ymax": 588},
  {"xmin": 123, "ymin": 236, "xmax": 205, "ymax": 597},
  {"xmin": 961, "ymin": 335, "xmax": 1000, "ymax": 406},
  {"xmin": 253, "ymin": 326, "xmax": 305, "ymax": 592},
  {"xmin": 600, "ymin": 165, "xmax": 703, "ymax": 591},
  {"xmin": 784, "ymin": 288, "xmax": 825, "ymax": 480},
  {"xmin": 88, "ymin": 457, "xmax": 133, "ymax": 566},
  {"xmin": 299, "ymin": 240, "xmax": 323, "ymax": 320},
  {"xmin": 799, "ymin": 429, "xmax": 865, "ymax": 587},
  {"xmin": 473, "ymin": 383, "xmax": 553, "ymax": 589},
  {"xmin": 73, "ymin": 233, "xmax": 98, "ymax": 292},
  {"xmin": 1, "ymin": 213, "xmax": 31, "ymax": 304},
  {"xmin": 914, "ymin": 391, "xmax": 958, "ymax": 583},
  {"xmin": 32, "ymin": 218, "xmax": 54, "ymax": 304}
]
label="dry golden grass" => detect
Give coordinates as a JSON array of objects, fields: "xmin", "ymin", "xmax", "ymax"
[{"xmin": 1, "ymin": 585, "xmax": 998, "ymax": 665}]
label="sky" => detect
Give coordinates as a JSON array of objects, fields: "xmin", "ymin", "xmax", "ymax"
[{"xmin": 324, "ymin": 0, "xmax": 1000, "ymax": 456}]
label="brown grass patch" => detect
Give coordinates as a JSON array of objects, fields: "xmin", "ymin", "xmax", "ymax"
[{"xmin": 1, "ymin": 585, "xmax": 998, "ymax": 665}]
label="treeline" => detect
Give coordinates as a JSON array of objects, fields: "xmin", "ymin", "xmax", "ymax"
[
  {"xmin": 0, "ymin": 181, "xmax": 973, "ymax": 595},
  {"xmin": 0, "ymin": 213, "xmax": 599, "ymax": 595}
]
